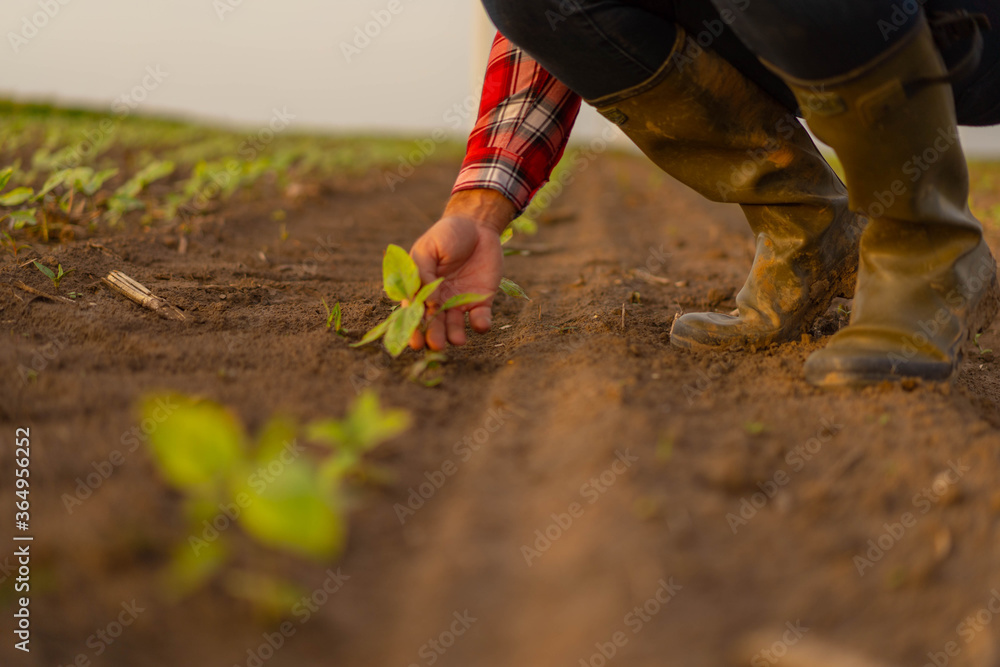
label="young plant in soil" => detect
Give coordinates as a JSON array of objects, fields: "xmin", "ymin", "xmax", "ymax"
[
  {"xmin": 143, "ymin": 390, "xmax": 409, "ymax": 615},
  {"xmin": 351, "ymin": 243, "xmax": 490, "ymax": 362},
  {"xmin": 975, "ymin": 332, "xmax": 993, "ymax": 357},
  {"xmin": 322, "ymin": 298, "xmax": 346, "ymax": 337},
  {"xmin": 0, "ymin": 231, "xmax": 28, "ymax": 259},
  {"xmin": 0, "ymin": 166, "xmax": 37, "ymax": 230},
  {"xmin": 351, "ymin": 244, "xmax": 532, "ymax": 385},
  {"xmin": 32, "ymin": 261, "xmax": 73, "ymax": 289}
]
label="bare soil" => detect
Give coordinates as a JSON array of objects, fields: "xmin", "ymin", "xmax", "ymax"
[{"xmin": 3, "ymin": 153, "xmax": 1000, "ymax": 667}]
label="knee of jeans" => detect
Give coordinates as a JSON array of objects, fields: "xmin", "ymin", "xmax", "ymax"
[{"xmin": 481, "ymin": 0, "xmax": 583, "ymax": 51}]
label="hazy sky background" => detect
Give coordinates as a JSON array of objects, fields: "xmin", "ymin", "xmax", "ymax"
[{"xmin": 2, "ymin": 0, "xmax": 999, "ymax": 154}]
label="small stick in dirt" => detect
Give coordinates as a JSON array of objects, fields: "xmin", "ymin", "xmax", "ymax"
[
  {"xmin": 101, "ymin": 270, "xmax": 186, "ymax": 321},
  {"xmin": 4, "ymin": 280, "xmax": 78, "ymax": 305},
  {"xmin": 621, "ymin": 303, "xmax": 626, "ymax": 330}
]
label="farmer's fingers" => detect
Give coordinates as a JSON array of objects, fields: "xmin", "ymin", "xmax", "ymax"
[
  {"xmin": 409, "ymin": 327, "xmax": 426, "ymax": 351},
  {"xmin": 409, "ymin": 244, "xmax": 442, "ymax": 286},
  {"xmin": 469, "ymin": 305, "xmax": 492, "ymax": 333},
  {"xmin": 425, "ymin": 312, "xmax": 448, "ymax": 351},
  {"xmin": 446, "ymin": 308, "xmax": 467, "ymax": 346}
]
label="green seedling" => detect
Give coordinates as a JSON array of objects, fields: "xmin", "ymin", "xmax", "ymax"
[
  {"xmin": 499, "ymin": 277, "xmax": 530, "ymax": 301},
  {"xmin": 307, "ymin": 389, "xmax": 410, "ymax": 485},
  {"xmin": 744, "ymin": 421, "xmax": 766, "ymax": 436},
  {"xmin": 32, "ymin": 261, "xmax": 73, "ymax": 289},
  {"xmin": 116, "ymin": 160, "xmax": 174, "ymax": 199},
  {"xmin": 0, "ymin": 166, "xmax": 37, "ymax": 230},
  {"xmin": 407, "ymin": 350, "xmax": 448, "ymax": 387},
  {"xmin": 323, "ymin": 298, "xmax": 345, "ymax": 336},
  {"xmin": 144, "ymin": 390, "xmax": 409, "ymax": 607},
  {"xmin": 46, "ymin": 166, "xmax": 119, "ymax": 198},
  {"xmin": 352, "ymin": 244, "xmax": 491, "ymax": 357},
  {"xmin": 975, "ymin": 332, "xmax": 993, "ymax": 356},
  {"xmin": 105, "ymin": 160, "xmax": 175, "ymax": 224},
  {"xmin": 836, "ymin": 304, "xmax": 851, "ymax": 318},
  {"xmin": 0, "ymin": 231, "xmax": 28, "ymax": 258},
  {"xmin": 0, "ymin": 166, "xmax": 34, "ymax": 206}
]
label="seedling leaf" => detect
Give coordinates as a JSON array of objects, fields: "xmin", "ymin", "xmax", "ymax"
[
  {"xmin": 32, "ymin": 260, "xmax": 55, "ymax": 281},
  {"xmin": 499, "ymin": 277, "xmax": 530, "ymax": 300},
  {"xmin": 351, "ymin": 313, "xmax": 393, "ymax": 348},
  {"xmin": 441, "ymin": 292, "xmax": 491, "ymax": 311},
  {"xmin": 143, "ymin": 395, "xmax": 245, "ymax": 491},
  {"xmin": 307, "ymin": 390, "xmax": 410, "ymax": 453},
  {"xmin": 413, "ymin": 277, "xmax": 444, "ymax": 305},
  {"xmin": 0, "ymin": 187, "xmax": 35, "ymax": 207},
  {"xmin": 35, "ymin": 169, "xmax": 72, "ymax": 199},
  {"xmin": 8, "ymin": 208, "xmax": 37, "ymax": 229},
  {"xmin": 384, "ymin": 302, "xmax": 424, "ymax": 357},
  {"xmin": 254, "ymin": 417, "xmax": 299, "ymax": 465},
  {"xmin": 233, "ymin": 458, "xmax": 344, "ymax": 560},
  {"xmin": 329, "ymin": 301, "xmax": 343, "ymax": 332},
  {"xmin": 382, "ymin": 244, "xmax": 420, "ymax": 301},
  {"xmin": 0, "ymin": 167, "xmax": 12, "ymax": 191},
  {"xmin": 84, "ymin": 168, "xmax": 119, "ymax": 195},
  {"xmin": 116, "ymin": 160, "xmax": 175, "ymax": 198}
]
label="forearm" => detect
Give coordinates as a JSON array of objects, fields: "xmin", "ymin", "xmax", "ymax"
[{"xmin": 443, "ymin": 188, "xmax": 516, "ymax": 235}]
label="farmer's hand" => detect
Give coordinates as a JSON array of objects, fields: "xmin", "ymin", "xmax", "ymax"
[{"xmin": 408, "ymin": 189, "xmax": 515, "ymax": 351}]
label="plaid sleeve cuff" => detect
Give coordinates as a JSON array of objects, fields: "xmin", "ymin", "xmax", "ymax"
[{"xmin": 452, "ymin": 147, "xmax": 540, "ymax": 213}]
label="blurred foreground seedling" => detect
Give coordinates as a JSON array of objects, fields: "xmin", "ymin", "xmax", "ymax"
[{"xmin": 143, "ymin": 390, "xmax": 409, "ymax": 616}]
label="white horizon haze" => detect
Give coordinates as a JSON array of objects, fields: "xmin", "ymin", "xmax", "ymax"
[{"xmin": 1, "ymin": 0, "xmax": 998, "ymax": 155}]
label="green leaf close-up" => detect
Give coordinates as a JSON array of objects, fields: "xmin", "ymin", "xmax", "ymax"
[
  {"xmin": 254, "ymin": 417, "xmax": 299, "ymax": 466},
  {"xmin": 0, "ymin": 187, "xmax": 35, "ymax": 207},
  {"xmin": 32, "ymin": 260, "xmax": 55, "ymax": 280},
  {"xmin": 413, "ymin": 277, "xmax": 444, "ymax": 306},
  {"xmin": 499, "ymin": 277, "xmax": 530, "ymax": 301},
  {"xmin": 143, "ymin": 395, "xmax": 245, "ymax": 491},
  {"xmin": 8, "ymin": 208, "xmax": 37, "ymax": 229},
  {"xmin": 383, "ymin": 302, "xmax": 424, "ymax": 357},
  {"xmin": 441, "ymin": 292, "xmax": 492, "ymax": 311},
  {"xmin": 307, "ymin": 390, "xmax": 410, "ymax": 453},
  {"xmin": 351, "ymin": 315, "xmax": 392, "ymax": 348},
  {"xmin": 382, "ymin": 243, "xmax": 420, "ymax": 302},
  {"xmin": 232, "ymin": 458, "xmax": 345, "ymax": 561}
]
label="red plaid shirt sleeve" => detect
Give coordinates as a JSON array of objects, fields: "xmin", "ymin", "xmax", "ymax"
[{"xmin": 452, "ymin": 32, "xmax": 582, "ymax": 213}]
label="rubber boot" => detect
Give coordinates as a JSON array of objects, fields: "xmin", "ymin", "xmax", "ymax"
[
  {"xmin": 588, "ymin": 28, "xmax": 863, "ymax": 350},
  {"xmin": 775, "ymin": 17, "xmax": 1000, "ymax": 386}
]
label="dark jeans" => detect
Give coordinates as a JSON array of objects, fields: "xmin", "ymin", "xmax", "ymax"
[{"xmin": 481, "ymin": 0, "xmax": 1000, "ymax": 125}]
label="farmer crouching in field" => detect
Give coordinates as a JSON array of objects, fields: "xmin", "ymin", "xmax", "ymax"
[{"xmin": 406, "ymin": 0, "xmax": 1000, "ymax": 387}]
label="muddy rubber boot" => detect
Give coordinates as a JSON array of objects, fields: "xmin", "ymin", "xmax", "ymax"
[
  {"xmin": 588, "ymin": 28, "xmax": 863, "ymax": 350},
  {"xmin": 775, "ymin": 17, "xmax": 1000, "ymax": 386}
]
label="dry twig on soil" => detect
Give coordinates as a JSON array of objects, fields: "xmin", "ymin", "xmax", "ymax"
[
  {"xmin": 101, "ymin": 270, "xmax": 186, "ymax": 321},
  {"xmin": 4, "ymin": 280, "xmax": 78, "ymax": 305}
]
